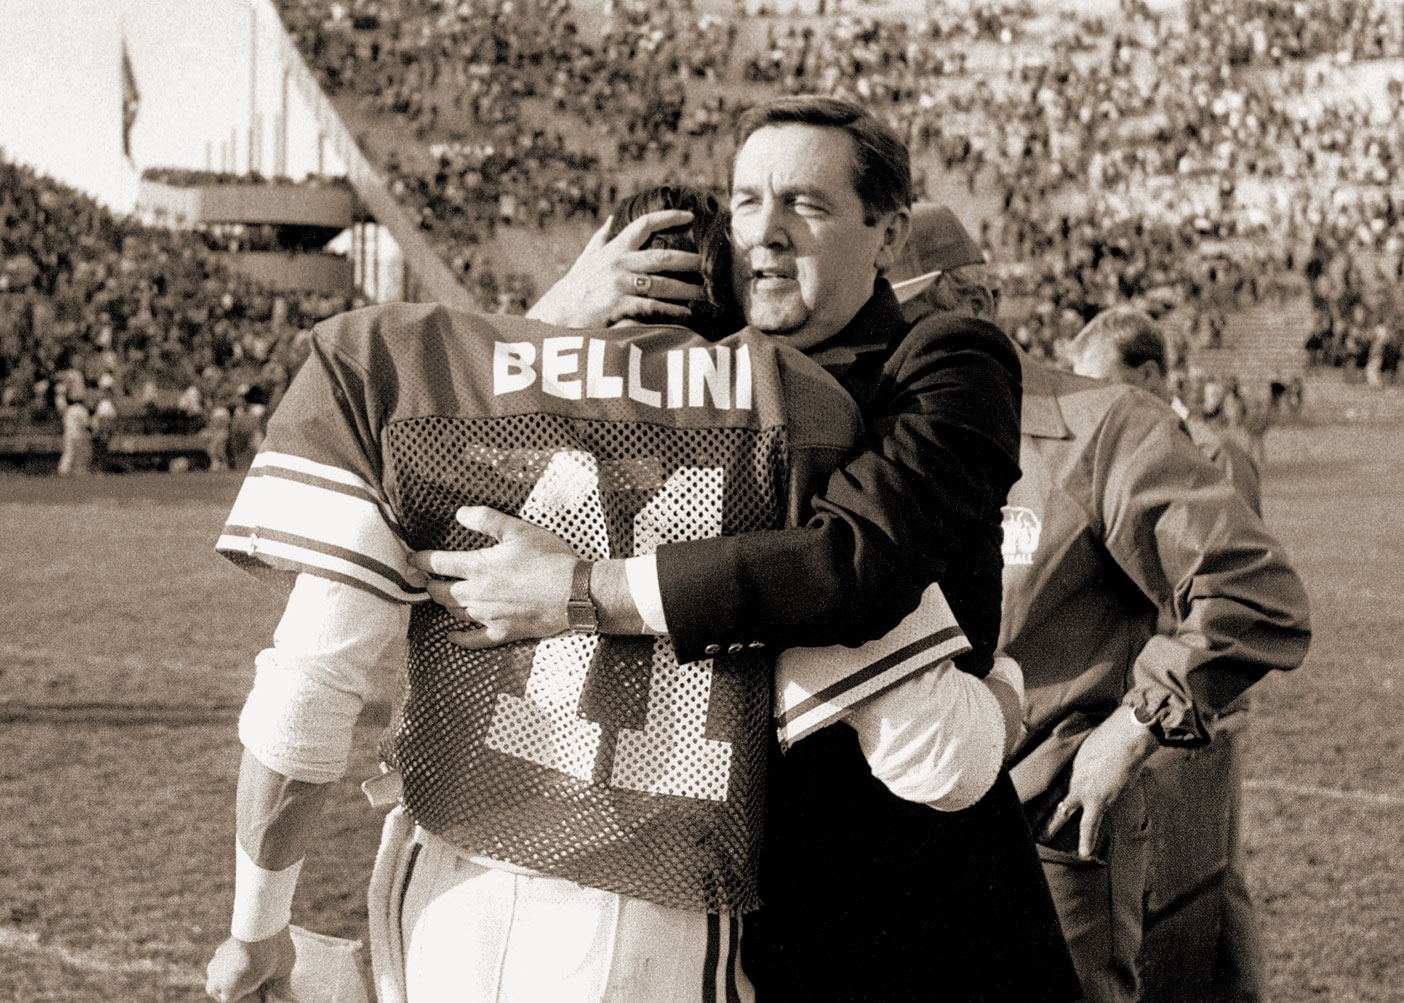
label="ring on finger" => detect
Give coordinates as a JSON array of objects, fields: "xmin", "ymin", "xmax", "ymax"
[{"xmin": 633, "ymin": 274, "xmax": 652, "ymax": 295}]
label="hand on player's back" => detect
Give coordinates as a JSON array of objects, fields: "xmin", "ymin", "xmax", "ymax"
[{"xmin": 411, "ymin": 506, "xmax": 578, "ymax": 647}]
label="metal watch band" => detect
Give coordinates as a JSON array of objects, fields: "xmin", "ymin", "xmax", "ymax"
[{"xmin": 566, "ymin": 558, "xmax": 599, "ymax": 634}]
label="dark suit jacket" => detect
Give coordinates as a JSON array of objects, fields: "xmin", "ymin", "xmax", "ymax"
[
  {"xmin": 655, "ymin": 282, "xmax": 1022, "ymax": 676},
  {"xmin": 659, "ymin": 282, "xmax": 1080, "ymax": 1001},
  {"xmin": 747, "ymin": 733, "xmax": 1081, "ymax": 1003}
]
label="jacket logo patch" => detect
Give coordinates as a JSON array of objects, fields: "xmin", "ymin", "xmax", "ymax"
[{"xmin": 1001, "ymin": 506, "xmax": 1041, "ymax": 566}]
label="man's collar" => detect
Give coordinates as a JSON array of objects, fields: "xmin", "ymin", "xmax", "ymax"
[
  {"xmin": 805, "ymin": 280, "xmax": 905, "ymax": 372},
  {"xmin": 1014, "ymin": 348, "xmax": 1072, "ymax": 440}
]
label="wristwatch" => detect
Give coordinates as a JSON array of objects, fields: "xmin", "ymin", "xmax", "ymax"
[{"xmin": 567, "ymin": 559, "xmax": 599, "ymax": 635}]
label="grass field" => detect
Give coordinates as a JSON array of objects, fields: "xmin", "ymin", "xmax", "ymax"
[{"xmin": 2, "ymin": 400, "xmax": 1402, "ymax": 1002}]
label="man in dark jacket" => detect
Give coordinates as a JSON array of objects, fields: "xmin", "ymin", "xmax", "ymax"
[{"xmin": 418, "ymin": 97, "xmax": 1080, "ymax": 1003}]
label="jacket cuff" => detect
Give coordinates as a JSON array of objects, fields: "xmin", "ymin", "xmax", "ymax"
[
  {"xmin": 1124, "ymin": 689, "xmax": 1212, "ymax": 747},
  {"xmin": 655, "ymin": 537, "xmax": 752, "ymax": 664}
]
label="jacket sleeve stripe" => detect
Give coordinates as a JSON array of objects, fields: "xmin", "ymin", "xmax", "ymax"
[
  {"xmin": 775, "ymin": 584, "xmax": 972, "ymax": 748},
  {"xmin": 775, "ymin": 629, "xmax": 971, "ymax": 748}
]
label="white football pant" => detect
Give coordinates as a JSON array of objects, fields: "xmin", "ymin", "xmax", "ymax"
[{"xmin": 368, "ymin": 809, "xmax": 753, "ymax": 1003}]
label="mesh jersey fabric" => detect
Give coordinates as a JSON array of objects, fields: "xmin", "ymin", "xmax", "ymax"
[{"xmin": 217, "ymin": 302, "xmax": 861, "ymax": 913}]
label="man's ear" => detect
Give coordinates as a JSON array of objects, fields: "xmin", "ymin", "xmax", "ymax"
[
  {"xmin": 873, "ymin": 208, "xmax": 911, "ymax": 274},
  {"xmin": 1133, "ymin": 361, "xmax": 1169, "ymax": 400}
]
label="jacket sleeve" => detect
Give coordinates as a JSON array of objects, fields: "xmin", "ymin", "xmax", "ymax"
[
  {"xmin": 1211, "ymin": 436, "xmax": 1263, "ymax": 516},
  {"xmin": 1094, "ymin": 394, "xmax": 1311, "ymax": 744},
  {"xmin": 655, "ymin": 314, "xmax": 1022, "ymax": 664}
]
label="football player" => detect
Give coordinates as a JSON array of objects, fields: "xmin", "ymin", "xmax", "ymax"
[{"xmin": 203, "ymin": 187, "xmax": 1009, "ymax": 1003}]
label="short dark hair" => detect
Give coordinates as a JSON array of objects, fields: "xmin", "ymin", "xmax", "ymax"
[
  {"xmin": 733, "ymin": 96, "xmax": 912, "ymax": 225},
  {"xmin": 1070, "ymin": 306, "xmax": 1167, "ymax": 375},
  {"xmin": 605, "ymin": 185, "xmax": 743, "ymax": 340}
]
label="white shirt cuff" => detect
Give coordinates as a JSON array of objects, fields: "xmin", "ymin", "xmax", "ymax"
[
  {"xmin": 986, "ymin": 654, "xmax": 1025, "ymax": 708},
  {"xmin": 624, "ymin": 555, "xmax": 669, "ymax": 633}
]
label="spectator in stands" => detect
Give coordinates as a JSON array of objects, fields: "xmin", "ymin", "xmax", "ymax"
[
  {"xmin": 91, "ymin": 393, "xmax": 118, "ymax": 472},
  {"xmin": 56, "ymin": 397, "xmax": 92, "ymax": 477},
  {"xmin": 228, "ymin": 403, "xmax": 266, "ymax": 469},
  {"xmin": 203, "ymin": 406, "xmax": 232, "ymax": 472}
]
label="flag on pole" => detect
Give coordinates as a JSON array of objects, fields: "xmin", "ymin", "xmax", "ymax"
[{"xmin": 121, "ymin": 39, "xmax": 140, "ymax": 160}]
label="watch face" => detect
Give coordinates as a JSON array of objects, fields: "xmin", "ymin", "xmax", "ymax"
[{"xmin": 567, "ymin": 600, "xmax": 598, "ymax": 634}]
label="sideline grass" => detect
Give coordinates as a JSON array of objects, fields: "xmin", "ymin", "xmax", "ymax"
[
  {"xmin": 1235, "ymin": 423, "xmax": 1404, "ymax": 1003},
  {"xmin": 1, "ymin": 418, "xmax": 1402, "ymax": 1001}
]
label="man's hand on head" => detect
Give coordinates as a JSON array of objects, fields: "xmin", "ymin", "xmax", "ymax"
[
  {"xmin": 525, "ymin": 211, "xmax": 704, "ymax": 328},
  {"xmin": 1040, "ymin": 706, "xmax": 1159, "ymax": 859},
  {"xmin": 411, "ymin": 507, "xmax": 578, "ymax": 646}
]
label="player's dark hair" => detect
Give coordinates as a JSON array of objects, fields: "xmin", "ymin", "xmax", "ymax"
[
  {"xmin": 1072, "ymin": 306, "xmax": 1168, "ymax": 376},
  {"xmin": 732, "ymin": 96, "xmax": 912, "ymax": 225},
  {"xmin": 605, "ymin": 186, "xmax": 743, "ymax": 340}
]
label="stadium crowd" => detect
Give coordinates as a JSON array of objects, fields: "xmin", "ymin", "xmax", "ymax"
[
  {"xmin": 7, "ymin": 0, "xmax": 1404, "ymax": 476},
  {"xmin": 0, "ymin": 157, "xmax": 355, "ymax": 469},
  {"xmin": 266, "ymin": 0, "xmax": 1404, "ymax": 383}
]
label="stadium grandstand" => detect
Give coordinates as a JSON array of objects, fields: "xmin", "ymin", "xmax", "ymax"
[
  {"xmin": 0, "ymin": 156, "xmax": 355, "ymax": 470},
  {"xmin": 6, "ymin": 0, "xmax": 1404, "ymax": 472},
  {"xmin": 2, "ymin": 2, "xmax": 1403, "ymax": 1000}
]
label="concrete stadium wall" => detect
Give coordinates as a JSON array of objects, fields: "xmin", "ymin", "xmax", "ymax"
[
  {"xmin": 225, "ymin": 251, "xmax": 355, "ymax": 293},
  {"xmin": 137, "ymin": 179, "xmax": 355, "ymax": 229}
]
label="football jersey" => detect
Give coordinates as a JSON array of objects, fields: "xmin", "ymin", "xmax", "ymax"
[{"xmin": 218, "ymin": 302, "xmax": 861, "ymax": 913}]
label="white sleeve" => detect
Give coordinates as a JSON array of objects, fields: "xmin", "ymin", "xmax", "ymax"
[
  {"xmin": 238, "ymin": 573, "xmax": 408, "ymax": 783},
  {"xmin": 848, "ymin": 655, "xmax": 1023, "ymax": 812},
  {"xmin": 625, "ymin": 554, "xmax": 668, "ymax": 633}
]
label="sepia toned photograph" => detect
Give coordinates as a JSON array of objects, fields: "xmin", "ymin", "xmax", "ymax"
[{"xmin": 1, "ymin": 0, "xmax": 1399, "ymax": 1000}]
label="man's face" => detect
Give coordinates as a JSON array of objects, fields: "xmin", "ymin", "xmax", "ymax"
[{"xmin": 729, "ymin": 124, "xmax": 908, "ymax": 351}]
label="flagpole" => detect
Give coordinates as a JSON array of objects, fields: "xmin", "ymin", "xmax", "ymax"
[
  {"xmin": 118, "ymin": 6, "xmax": 127, "ymax": 211},
  {"xmin": 250, "ymin": 0, "xmax": 258, "ymax": 175}
]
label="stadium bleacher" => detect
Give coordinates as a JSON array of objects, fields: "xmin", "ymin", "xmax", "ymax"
[
  {"xmin": 267, "ymin": 0, "xmax": 1404, "ymax": 398},
  {"xmin": 6, "ymin": 1, "xmax": 1402, "ymax": 463},
  {"xmin": 0, "ymin": 156, "xmax": 353, "ymax": 471}
]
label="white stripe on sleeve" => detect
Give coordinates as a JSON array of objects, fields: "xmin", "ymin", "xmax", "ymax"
[
  {"xmin": 218, "ymin": 452, "xmax": 425, "ymax": 603},
  {"xmin": 773, "ymin": 583, "xmax": 970, "ymax": 748}
]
